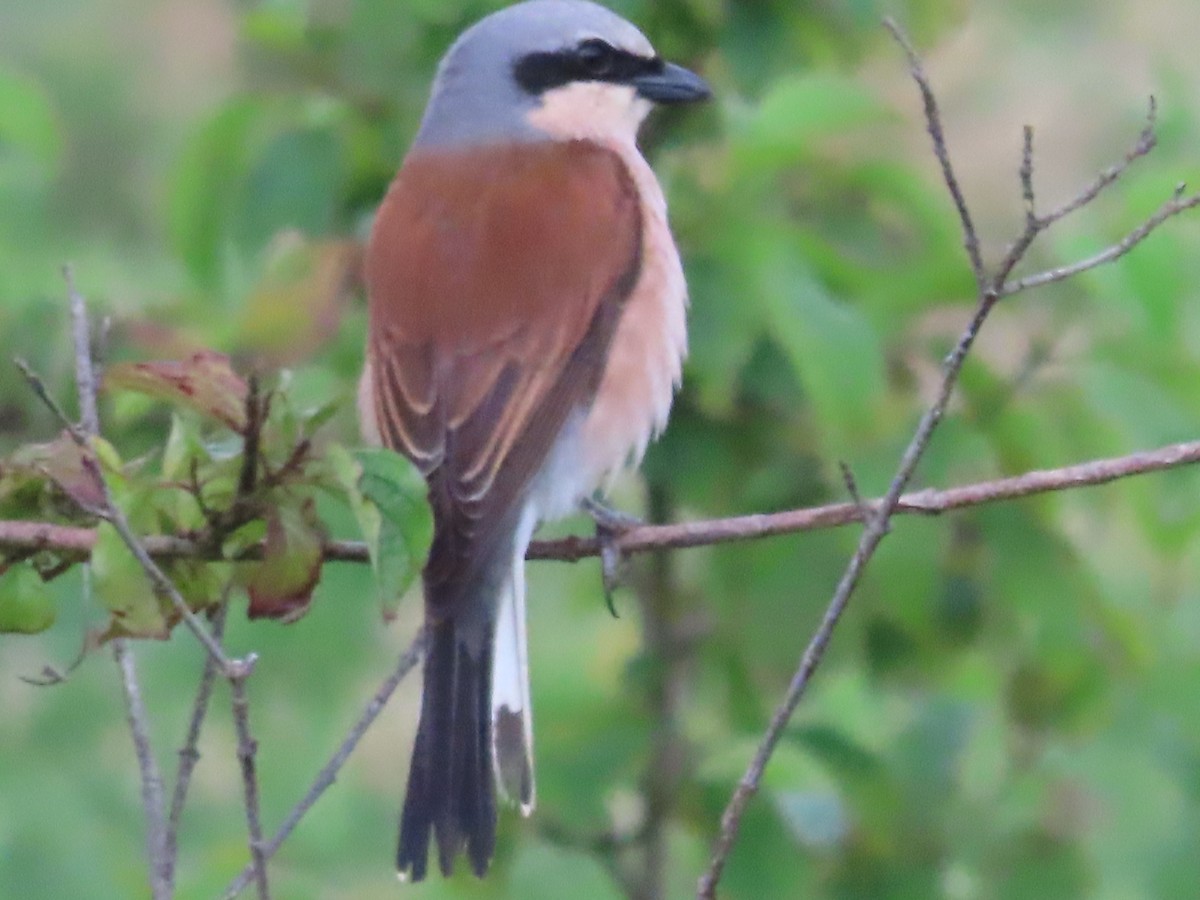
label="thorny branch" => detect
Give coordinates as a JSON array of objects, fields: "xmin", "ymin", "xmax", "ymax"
[{"xmin": 697, "ymin": 18, "xmax": 1200, "ymax": 897}]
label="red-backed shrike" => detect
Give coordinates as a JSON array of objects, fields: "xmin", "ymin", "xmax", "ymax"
[{"xmin": 359, "ymin": 0, "xmax": 709, "ymax": 880}]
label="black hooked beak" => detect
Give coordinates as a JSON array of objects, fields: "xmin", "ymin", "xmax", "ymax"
[{"xmin": 633, "ymin": 61, "xmax": 711, "ymax": 104}]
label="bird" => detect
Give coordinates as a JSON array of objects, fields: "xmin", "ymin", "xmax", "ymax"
[{"xmin": 358, "ymin": 0, "xmax": 709, "ymax": 881}]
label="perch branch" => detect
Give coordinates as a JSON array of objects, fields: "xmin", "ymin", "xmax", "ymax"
[{"xmin": 4, "ymin": 439, "xmax": 1200, "ymax": 565}]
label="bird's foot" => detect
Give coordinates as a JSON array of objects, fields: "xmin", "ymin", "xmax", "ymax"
[{"xmin": 582, "ymin": 497, "xmax": 642, "ymax": 617}]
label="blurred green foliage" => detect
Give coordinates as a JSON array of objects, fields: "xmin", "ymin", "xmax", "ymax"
[{"xmin": 3, "ymin": 0, "xmax": 1200, "ymax": 898}]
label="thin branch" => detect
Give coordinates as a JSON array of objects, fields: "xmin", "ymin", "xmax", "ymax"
[
  {"xmin": 106, "ymin": 507, "xmax": 233, "ymax": 666},
  {"xmin": 165, "ymin": 603, "xmax": 229, "ymax": 889},
  {"xmin": 66, "ymin": 266, "xmax": 100, "ymax": 435},
  {"xmin": 1020, "ymin": 125, "xmax": 1036, "ymax": 225},
  {"xmin": 837, "ymin": 460, "xmax": 868, "ymax": 522},
  {"xmin": 113, "ymin": 617, "xmax": 171, "ymax": 900},
  {"xmin": 13, "ymin": 359, "xmax": 89, "ymax": 447},
  {"xmin": 221, "ymin": 630, "xmax": 426, "ymax": 900},
  {"xmin": 884, "ymin": 18, "xmax": 986, "ymax": 290},
  {"xmin": 1037, "ymin": 96, "xmax": 1158, "ymax": 228},
  {"xmin": 996, "ymin": 97, "xmax": 1166, "ymax": 289},
  {"xmin": 1003, "ymin": 187, "xmax": 1200, "ymax": 295},
  {"xmin": 229, "ymin": 655, "xmax": 270, "ymax": 900}
]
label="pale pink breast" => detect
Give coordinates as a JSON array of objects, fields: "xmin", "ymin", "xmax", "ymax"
[{"xmin": 577, "ymin": 145, "xmax": 688, "ymax": 492}]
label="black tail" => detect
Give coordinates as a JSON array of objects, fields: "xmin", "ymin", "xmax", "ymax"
[{"xmin": 397, "ymin": 616, "xmax": 496, "ymax": 880}]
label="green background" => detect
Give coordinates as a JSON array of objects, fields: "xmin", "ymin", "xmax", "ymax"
[{"xmin": 3, "ymin": 0, "xmax": 1200, "ymax": 897}]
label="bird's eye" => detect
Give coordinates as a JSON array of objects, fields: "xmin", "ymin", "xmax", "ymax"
[{"xmin": 576, "ymin": 39, "xmax": 615, "ymax": 77}]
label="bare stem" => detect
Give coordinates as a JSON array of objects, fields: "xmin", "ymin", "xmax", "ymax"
[
  {"xmin": 1003, "ymin": 187, "xmax": 1200, "ymax": 295},
  {"xmin": 113, "ymin": 625, "xmax": 171, "ymax": 900},
  {"xmin": 165, "ymin": 603, "xmax": 229, "ymax": 889},
  {"xmin": 65, "ymin": 266, "xmax": 99, "ymax": 436},
  {"xmin": 883, "ymin": 18, "xmax": 986, "ymax": 290},
  {"xmin": 230, "ymin": 656, "xmax": 270, "ymax": 900}
]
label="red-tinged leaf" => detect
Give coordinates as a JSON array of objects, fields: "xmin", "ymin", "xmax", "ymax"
[
  {"xmin": 245, "ymin": 497, "xmax": 324, "ymax": 622},
  {"xmin": 4, "ymin": 432, "xmax": 105, "ymax": 512},
  {"xmin": 104, "ymin": 350, "xmax": 249, "ymax": 432}
]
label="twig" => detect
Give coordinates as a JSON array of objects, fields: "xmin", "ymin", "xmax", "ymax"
[
  {"xmin": 237, "ymin": 375, "xmax": 262, "ymax": 497},
  {"xmin": 5, "ymin": 438, "xmax": 1200, "ymax": 566},
  {"xmin": 165, "ymin": 603, "xmax": 229, "ymax": 889},
  {"xmin": 1020, "ymin": 125, "xmax": 1036, "ymax": 224},
  {"xmin": 229, "ymin": 655, "xmax": 269, "ymax": 900},
  {"xmin": 222, "ymin": 630, "xmax": 426, "ymax": 900},
  {"xmin": 13, "ymin": 359, "xmax": 88, "ymax": 445},
  {"xmin": 837, "ymin": 460, "xmax": 869, "ymax": 522},
  {"xmin": 1003, "ymin": 186, "xmax": 1200, "ymax": 295},
  {"xmin": 66, "ymin": 266, "xmax": 100, "ymax": 436},
  {"xmin": 884, "ymin": 19, "xmax": 985, "ymax": 290},
  {"xmin": 1036, "ymin": 96, "xmax": 1158, "ymax": 228},
  {"xmin": 107, "ymin": 508, "xmax": 233, "ymax": 666},
  {"xmin": 698, "ymin": 19, "xmax": 1200, "ymax": 897},
  {"xmin": 113, "ymin": 618, "xmax": 171, "ymax": 900}
]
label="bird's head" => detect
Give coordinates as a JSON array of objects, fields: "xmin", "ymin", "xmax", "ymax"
[{"xmin": 414, "ymin": 0, "xmax": 710, "ymax": 149}]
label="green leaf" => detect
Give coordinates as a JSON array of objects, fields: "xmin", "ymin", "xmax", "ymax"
[
  {"xmin": 330, "ymin": 445, "xmax": 431, "ymax": 619},
  {"xmin": 732, "ymin": 72, "xmax": 888, "ymax": 173},
  {"xmin": 161, "ymin": 413, "xmax": 208, "ymax": 483},
  {"xmin": 245, "ymin": 496, "xmax": 325, "ymax": 622},
  {"xmin": 92, "ymin": 522, "xmax": 168, "ymax": 640},
  {"xmin": 0, "ymin": 563, "xmax": 56, "ymax": 634},
  {"xmin": 168, "ymin": 98, "xmax": 261, "ymax": 286},
  {"xmin": 0, "ymin": 67, "xmax": 62, "ymax": 187},
  {"xmin": 233, "ymin": 127, "xmax": 341, "ymax": 254},
  {"xmin": 761, "ymin": 250, "xmax": 886, "ymax": 449},
  {"xmin": 773, "ymin": 789, "xmax": 850, "ymax": 849}
]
